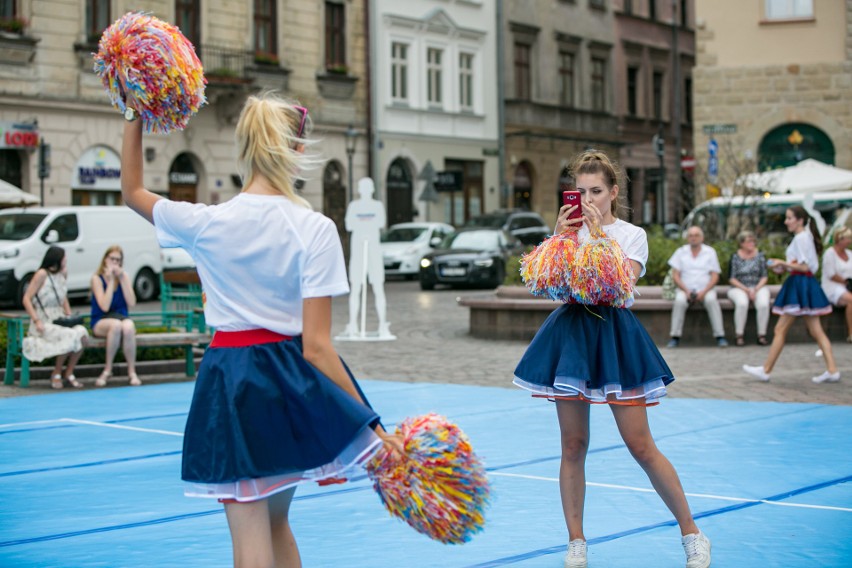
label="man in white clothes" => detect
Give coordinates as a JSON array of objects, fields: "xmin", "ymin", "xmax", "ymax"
[
  {"xmin": 667, "ymin": 226, "xmax": 728, "ymax": 347},
  {"xmin": 342, "ymin": 177, "xmax": 391, "ymax": 337}
]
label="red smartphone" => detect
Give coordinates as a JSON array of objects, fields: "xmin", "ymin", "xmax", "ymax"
[{"xmin": 563, "ymin": 191, "xmax": 583, "ymax": 220}]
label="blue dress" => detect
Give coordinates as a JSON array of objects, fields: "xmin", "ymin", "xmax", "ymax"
[
  {"xmin": 514, "ymin": 222, "xmax": 674, "ymax": 405},
  {"xmin": 90, "ymin": 275, "xmax": 129, "ymax": 328}
]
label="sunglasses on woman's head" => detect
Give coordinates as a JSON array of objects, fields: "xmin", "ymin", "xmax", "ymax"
[{"xmin": 293, "ymin": 105, "xmax": 308, "ymax": 138}]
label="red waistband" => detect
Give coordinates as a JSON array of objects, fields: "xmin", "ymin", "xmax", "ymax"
[
  {"xmin": 210, "ymin": 329, "xmax": 293, "ymax": 348},
  {"xmin": 790, "ymin": 271, "xmax": 814, "ymax": 277}
]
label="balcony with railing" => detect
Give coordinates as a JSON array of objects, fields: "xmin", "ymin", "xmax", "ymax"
[{"xmin": 201, "ymin": 44, "xmax": 289, "ymax": 92}]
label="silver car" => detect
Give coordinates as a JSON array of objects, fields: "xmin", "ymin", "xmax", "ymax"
[{"xmin": 380, "ymin": 222, "xmax": 455, "ymax": 278}]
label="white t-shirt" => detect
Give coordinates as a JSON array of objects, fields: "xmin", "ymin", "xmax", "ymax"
[
  {"xmin": 821, "ymin": 246, "xmax": 852, "ymax": 304},
  {"xmin": 786, "ymin": 230, "xmax": 820, "ymax": 274},
  {"xmin": 668, "ymin": 243, "xmax": 721, "ymax": 291},
  {"xmin": 153, "ymin": 193, "xmax": 349, "ymax": 335},
  {"xmin": 578, "ymin": 218, "xmax": 648, "ymax": 278}
]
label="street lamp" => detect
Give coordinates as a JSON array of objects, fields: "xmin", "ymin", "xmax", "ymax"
[{"xmin": 344, "ymin": 124, "xmax": 358, "ymax": 202}]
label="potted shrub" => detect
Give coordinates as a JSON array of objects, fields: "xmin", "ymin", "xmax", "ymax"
[
  {"xmin": 253, "ymin": 52, "xmax": 280, "ymax": 66},
  {"xmin": 0, "ymin": 16, "xmax": 27, "ymax": 36}
]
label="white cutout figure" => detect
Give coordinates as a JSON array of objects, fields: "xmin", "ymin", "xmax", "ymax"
[{"xmin": 337, "ymin": 178, "xmax": 395, "ymax": 341}]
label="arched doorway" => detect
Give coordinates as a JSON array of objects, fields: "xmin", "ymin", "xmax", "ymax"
[
  {"xmin": 758, "ymin": 123, "xmax": 835, "ymax": 170},
  {"xmin": 323, "ymin": 160, "xmax": 347, "ymax": 252},
  {"xmin": 386, "ymin": 158, "xmax": 413, "ymax": 226},
  {"xmin": 513, "ymin": 161, "xmax": 533, "ymax": 210},
  {"xmin": 168, "ymin": 153, "xmax": 200, "ymax": 202}
]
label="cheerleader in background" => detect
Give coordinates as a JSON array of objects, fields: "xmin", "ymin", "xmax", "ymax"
[
  {"xmin": 743, "ymin": 206, "xmax": 840, "ymax": 384},
  {"xmin": 513, "ymin": 151, "xmax": 711, "ymax": 568}
]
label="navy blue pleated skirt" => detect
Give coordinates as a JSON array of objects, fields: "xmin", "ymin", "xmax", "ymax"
[
  {"xmin": 772, "ymin": 273, "xmax": 832, "ymax": 316},
  {"xmin": 514, "ymin": 304, "xmax": 674, "ymax": 404},
  {"xmin": 182, "ymin": 334, "xmax": 382, "ymax": 502}
]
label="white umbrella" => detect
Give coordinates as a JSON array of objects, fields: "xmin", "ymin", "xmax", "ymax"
[
  {"xmin": 0, "ymin": 179, "xmax": 39, "ymax": 206},
  {"xmin": 740, "ymin": 159, "xmax": 852, "ymax": 195}
]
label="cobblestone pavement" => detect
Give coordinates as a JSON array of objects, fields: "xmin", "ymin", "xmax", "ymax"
[{"xmin": 3, "ymin": 280, "xmax": 850, "ymax": 404}]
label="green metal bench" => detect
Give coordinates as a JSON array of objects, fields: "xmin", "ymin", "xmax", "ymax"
[{"xmin": 2, "ymin": 310, "xmax": 211, "ymax": 387}]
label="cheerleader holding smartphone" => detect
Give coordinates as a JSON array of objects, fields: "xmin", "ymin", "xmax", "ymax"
[
  {"xmin": 120, "ymin": 93, "xmax": 401, "ymax": 567},
  {"xmin": 514, "ymin": 151, "xmax": 711, "ymax": 568}
]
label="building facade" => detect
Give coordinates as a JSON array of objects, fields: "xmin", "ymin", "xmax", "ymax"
[
  {"xmin": 613, "ymin": 0, "xmax": 695, "ymax": 225},
  {"xmin": 372, "ymin": 0, "xmax": 500, "ymax": 227},
  {"xmin": 0, "ymin": 0, "xmax": 368, "ymax": 244},
  {"xmin": 502, "ymin": 0, "xmax": 620, "ymax": 226},
  {"xmin": 693, "ymin": 0, "xmax": 852, "ymax": 201}
]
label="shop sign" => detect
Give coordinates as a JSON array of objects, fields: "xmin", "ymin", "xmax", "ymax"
[
  {"xmin": 0, "ymin": 121, "xmax": 39, "ymax": 149},
  {"xmin": 169, "ymin": 172, "xmax": 199, "ymax": 184},
  {"xmin": 72, "ymin": 146, "xmax": 121, "ymax": 191}
]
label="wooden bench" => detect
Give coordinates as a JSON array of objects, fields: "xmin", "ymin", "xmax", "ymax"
[
  {"xmin": 458, "ymin": 285, "xmax": 849, "ymax": 345},
  {"xmin": 2, "ymin": 311, "xmax": 212, "ymax": 388}
]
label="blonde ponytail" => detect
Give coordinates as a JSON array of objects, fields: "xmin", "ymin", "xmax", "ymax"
[{"xmin": 234, "ymin": 92, "xmax": 320, "ymax": 208}]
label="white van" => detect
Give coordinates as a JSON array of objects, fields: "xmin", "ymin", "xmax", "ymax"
[{"xmin": 0, "ymin": 206, "xmax": 162, "ymax": 306}]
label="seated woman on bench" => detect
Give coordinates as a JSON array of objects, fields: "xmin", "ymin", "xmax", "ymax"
[{"xmin": 91, "ymin": 245, "xmax": 140, "ymax": 387}]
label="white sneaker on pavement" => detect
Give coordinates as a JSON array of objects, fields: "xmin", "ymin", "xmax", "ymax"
[
  {"xmin": 564, "ymin": 539, "xmax": 587, "ymax": 568},
  {"xmin": 682, "ymin": 531, "xmax": 711, "ymax": 568},
  {"xmin": 742, "ymin": 364, "xmax": 770, "ymax": 382},
  {"xmin": 812, "ymin": 370, "xmax": 840, "ymax": 384}
]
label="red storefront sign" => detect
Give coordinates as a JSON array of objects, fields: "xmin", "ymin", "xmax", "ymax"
[{"xmin": 0, "ymin": 122, "xmax": 39, "ymax": 149}]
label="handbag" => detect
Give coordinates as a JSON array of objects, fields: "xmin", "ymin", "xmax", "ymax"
[
  {"xmin": 53, "ymin": 314, "xmax": 85, "ymax": 328},
  {"xmin": 846, "ymin": 278, "xmax": 852, "ymax": 292},
  {"xmin": 35, "ymin": 274, "xmax": 85, "ymax": 328}
]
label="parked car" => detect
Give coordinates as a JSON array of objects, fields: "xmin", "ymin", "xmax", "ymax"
[
  {"xmin": 381, "ymin": 222, "xmax": 454, "ymax": 279},
  {"xmin": 0, "ymin": 206, "xmax": 163, "ymax": 306},
  {"xmin": 465, "ymin": 209, "xmax": 550, "ymax": 246},
  {"xmin": 161, "ymin": 246, "xmax": 196, "ymax": 270},
  {"xmin": 419, "ymin": 228, "xmax": 524, "ymax": 290}
]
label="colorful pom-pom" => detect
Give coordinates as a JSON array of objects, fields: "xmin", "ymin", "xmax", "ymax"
[
  {"xmin": 94, "ymin": 12, "xmax": 206, "ymax": 133},
  {"xmin": 519, "ymin": 230, "xmax": 635, "ymax": 307},
  {"xmin": 520, "ymin": 232, "xmax": 579, "ymax": 301},
  {"xmin": 365, "ymin": 414, "xmax": 490, "ymax": 545}
]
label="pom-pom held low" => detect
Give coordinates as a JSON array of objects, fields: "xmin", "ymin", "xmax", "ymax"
[{"xmin": 365, "ymin": 414, "xmax": 490, "ymax": 544}]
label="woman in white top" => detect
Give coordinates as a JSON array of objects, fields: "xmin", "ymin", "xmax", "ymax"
[
  {"xmin": 513, "ymin": 151, "xmax": 711, "ymax": 568},
  {"xmin": 743, "ymin": 206, "xmax": 839, "ymax": 384},
  {"xmin": 22, "ymin": 246, "xmax": 88, "ymax": 389},
  {"xmin": 821, "ymin": 226, "xmax": 852, "ymax": 342},
  {"xmin": 120, "ymin": 93, "xmax": 402, "ymax": 567}
]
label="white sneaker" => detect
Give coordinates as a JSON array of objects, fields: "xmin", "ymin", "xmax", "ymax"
[
  {"xmin": 812, "ymin": 371, "xmax": 840, "ymax": 384},
  {"xmin": 742, "ymin": 364, "xmax": 770, "ymax": 382},
  {"xmin": 682, "ymin": 531, "xmax": 711, "ymax": 568},
  {"xmin": 564, "ymin": 539, "xmax": 587, "ymax": 568}
]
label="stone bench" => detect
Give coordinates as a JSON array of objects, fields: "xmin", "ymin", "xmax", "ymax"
[{"xmin": 457, "ymin": 285, "xmax": 848, "ymax": 346}]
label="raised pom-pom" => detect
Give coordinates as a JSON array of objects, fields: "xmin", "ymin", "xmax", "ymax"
[
  {"xmin": 365, "ymin": 414, "xmax": 490, "ymax": 545},
  {"xmin": 520, "ymin": 232, "xmax": 579, "ymax": 301},
  {"xmin": 94, "ymin": 12, "xmax": 206, "ymax": 133}
]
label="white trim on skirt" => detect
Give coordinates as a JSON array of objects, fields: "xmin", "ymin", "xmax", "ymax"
[
  {"xmin": 513, "ymin": 375, "xmax": 668, "ymax": 403},
  {"xmin": 184, "ymin": 426, "xmax": 382, "ymax": 502}
]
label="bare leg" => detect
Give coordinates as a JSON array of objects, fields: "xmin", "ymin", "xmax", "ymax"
[
  {"xmin": 610, "ymin": 404, "xmax": 699, "ymax": 536},
  {"xmin": 120, "ymin": 319, "xmax": 137, "ymax": 375},
  {"xmin": 268, "ymin": 488, "xmax": 301, "ymax": 568},
  {"xmin": 64, "ymin": 349, "xmax": 84, "ymax": 377},
  {"xmin": 555, "ymin": 400, "xmax": 591, "ymax": 542},
  {"xmin": 52, "ymin": 353, "xmax": 67, "ymax": 377},
  {"xmin": 224, "ymin": 500, "xmax": 275, "ymax": 568},
  {"xmin": 803, "ymin": 316, "xmax": 838, "ymax": 373},
  {"xmin": 763, "ymin": 315, "xmax": 795, "ymax": 374},
  {"xmin": 94, "ymin": 319, "xmax": 122, "ymax": 373}
]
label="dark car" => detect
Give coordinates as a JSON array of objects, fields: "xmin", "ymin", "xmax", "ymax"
[
  {"xmin": 464, "ymin": 210, "xmax": 550, "ymax": 246},
  {"xmin": 418, "ymin": 228, "xmax": 524, "ymax": 290}
]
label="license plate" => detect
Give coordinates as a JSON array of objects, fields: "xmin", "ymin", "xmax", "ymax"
[{"xmin": 441, "ymin": 267, "xmax": 466, "ymax": 276}]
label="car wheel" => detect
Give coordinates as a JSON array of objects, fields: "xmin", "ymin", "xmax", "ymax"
[
  {"xmin": 16, "ymin": 272, "xmax": 34, "ymax": 308},
  {"xmin": 134, "ymin": 268, "xmax": 158, "ymax": 302},
  {"xmin": 419, "ymin": 277, "xmax": 435, "ymax": 291}
]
